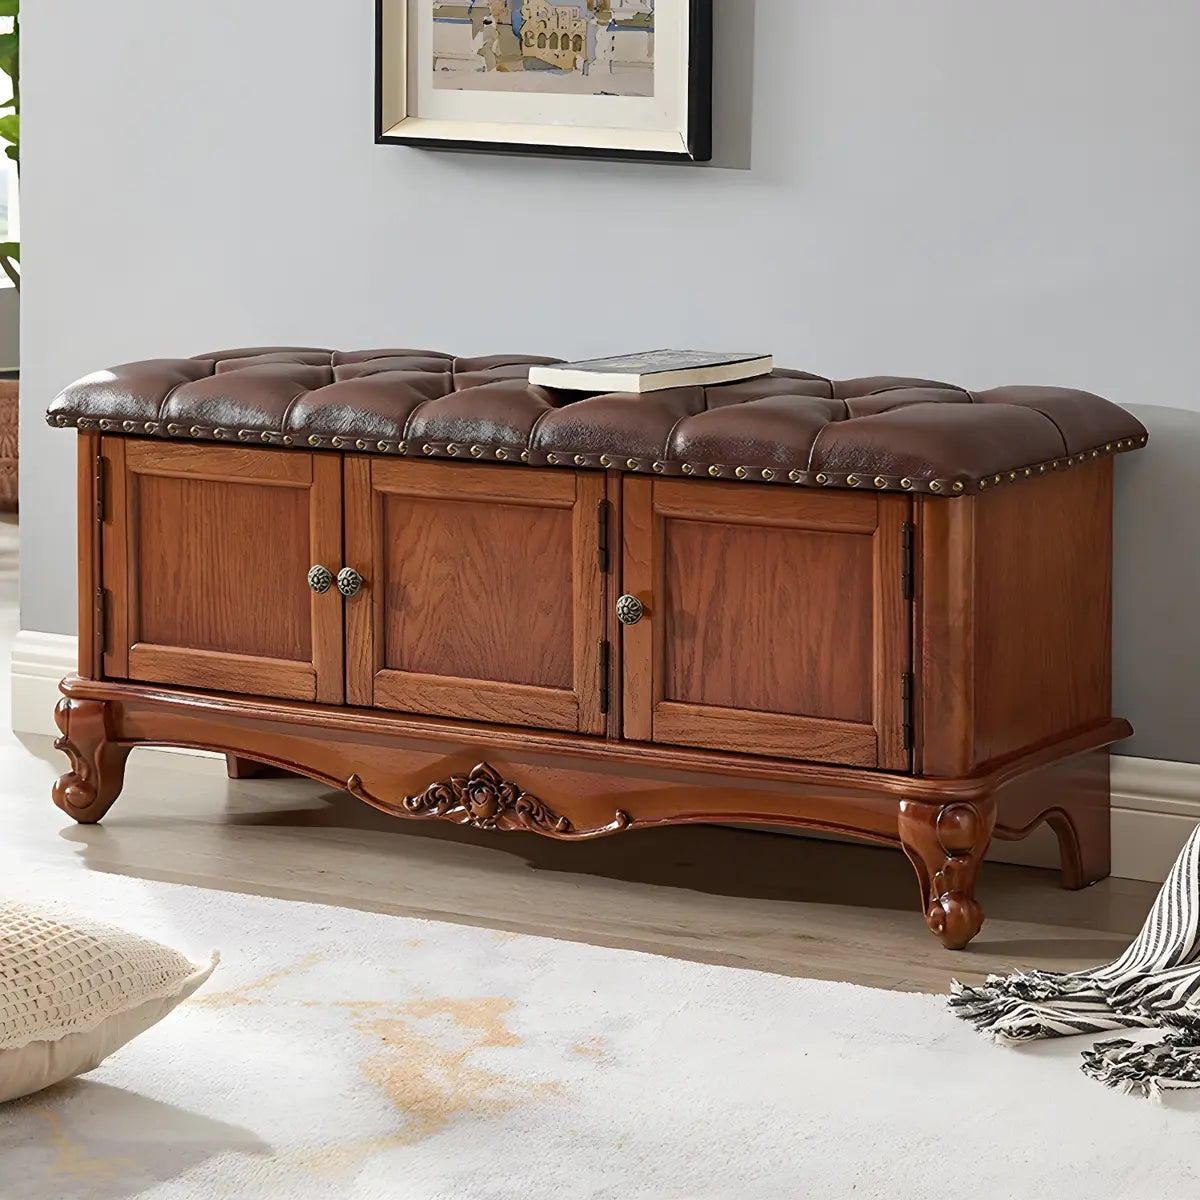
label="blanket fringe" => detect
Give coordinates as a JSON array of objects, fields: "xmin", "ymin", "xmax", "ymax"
[{"xmin": 944, "ymin": 822, "xmax": 1200, "ymax": 1099}]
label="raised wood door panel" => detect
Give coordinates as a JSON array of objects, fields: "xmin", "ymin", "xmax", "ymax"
[
  {"xmin": 344, "ymin": 457, "xmax": 607, "ymax": 734},
  {"xmin": 100, "ymin": 439, "xmax": 344, "ymax": 703},
  {"xmin": 621, "ymin": 478, "xmax": 911, "ymax": 769}
]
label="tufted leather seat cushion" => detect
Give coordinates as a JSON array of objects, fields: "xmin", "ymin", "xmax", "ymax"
[{"xmin": 46, "ymin": 347, "xmax": 1148, "ymax": 495}]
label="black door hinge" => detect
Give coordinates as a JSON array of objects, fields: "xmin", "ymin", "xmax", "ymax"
[
  {"xmin": 597, "ymin": 500, "xmax": 611, "ymax": 574},
  {"xmin": 901, "ymin": 671, "xmax": 914, "ymax": 751},
  {"xmin": 599, "ymin": 639, "xmax": 611, "ymax": 714},
  {"xmin": 96, "ymin": 587, "xmax": 108, "ymax": 655},
  {"xmin": 95, "ymin": 457, "xmax": 107, "ymax": 524},
  {"xmin": 901, "ymin": 521, "xmax": 914, "ymax": 600}
]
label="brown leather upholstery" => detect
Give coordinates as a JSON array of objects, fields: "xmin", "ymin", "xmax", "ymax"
[{"xmin": 46, "ymin": 347, "xmax": 1148, "ymax": 495}]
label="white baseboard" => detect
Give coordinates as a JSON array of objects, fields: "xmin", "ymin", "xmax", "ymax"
[
  {"xmin": 11, "ymin": 630, "xmax": 1200, "ymax": 883},
  {"xmin": 10, "ymin": 630, "xmax": 77, "ymax": 738}
]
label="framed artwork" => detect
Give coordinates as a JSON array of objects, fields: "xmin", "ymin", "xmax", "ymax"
[{"xmin": 376, "ymin": 1, "xmax": 712, "ymax": 162}]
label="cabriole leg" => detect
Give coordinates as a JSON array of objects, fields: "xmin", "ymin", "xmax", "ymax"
[
  {"xmin": 897, "ymin": 797, "xmax": 997, "ymax": 950},
  {"xmin": 52, "ymin": 697, "xmax": 130, "ymax": 824}
]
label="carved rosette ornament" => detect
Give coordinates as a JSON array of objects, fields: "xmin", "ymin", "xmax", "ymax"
[{"xmin": 347, "ymin": 762, "xmax": 630, "ymax": 841}]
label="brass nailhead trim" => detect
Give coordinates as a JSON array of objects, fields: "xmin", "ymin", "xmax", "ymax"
[
  {"xmin": 260, "ymin": 432, "xmax": 272, "ymax": 443},
  {"xmin": 470, "ymin": 445, "xmax": 482, "ymax": 457},
  {"xmin": 900, "ymin": 478, "xmax": 913, "ymax": 489},
  {"xmin": 708, "ymin": 466, "xmax": 721, "ymax": 477},
  {"xmin": 994, "ymin": 474, "xmax": 1001, "ymax": 483},
  {"xmin": 599, "ymin": 455, "xmax": 612, "ymax": 467},
  {"xmin": 144, "ymin": 422, "xmax": 156, "ymax": 433},
  {"xmin": 627, "ymin": 459, "xmax": 639, "ymax": 470},
  {"xmin": 356, "ymin": 439, "xmax": 367, "ymax": 450},
  {"xmin": 762, "ymin": 469, "xmax": 775, "ymax": 481},
  {"xmin": 929, "ymin": 480, "xmax": 942, "ymax": 492},
  {"xmin": 190, "ymin": 426, "xmax": 202, "ymax": 437},
  {"xmin": 495, "ymin": 448, "xmax": 508, "ymax": 460},
  {"xmin": 816, "ymin": 473, "xmax": 828, "ymax": 484},
  {"xmin": 846, "ymin": 474, "xmax": 860, "ymax": 486},
  {"xmin": 1105, "ymin": 443, "xmax": 1113, "ymax": 451},
  {"xmin": 653, "ymin": 462, "xmax": 666, "ymax": 473},
  {"xmin": 682, "ymin": 463, "xmax": 694, "ymax": 475},
  {"xmin": 979, "ymin": 479, "xmax": 987, "ymax": 489},
  {"xmin": 399, "ymin": 441, "xmax": 408, "ymax": 454},
  {"xmin": 309, "ymin": 435, "xmax": 320, "ymax": 446},
  {"xmin": 574, "ymin": 455, "xmax": 586, "ymax": 466},
  {"xmin": 213, "ymin": 429, "xmax": 225, "ymax": 439},
  {"xmin": 520, "ymin": 450, "xmax": 530, "ymax": 462},
  {"xmin": 283, "ymin": 436, "xmax": 294, "ymax": 446},
  {"xmin": 377, "ymin": 441, "xmax": 389, "ymax": 451},
  {"xmin": 423, "ymin": 444, "xmax": 435, "ymax": 455},
  {"xmin": 735, "ymin": 467, "xmax": 747, "ymax": 479},
  {"xmin": 874, "ymin": 476, "xmax": 887, "ymax": 488},
  {"xmin": 547, "ymin": 453, "xmax": 558, "ymax": 464},
  {"xmin": 331, "ymin": 437, "xmax": 343, "ymax": 448},
  {"xmin": 788, "ymin": 470, "xmax": 801, "ymax": 482},
  {"xmin": 446, "ymin": 443, "xmax": 459, "ymax": 455},
  {"xmin": 952, "ymin": 481, "xmax": 965, "ymax": 492},
  {"xmin": 123, "ymin": 420, "xmax": 136, "ymax": 432}
]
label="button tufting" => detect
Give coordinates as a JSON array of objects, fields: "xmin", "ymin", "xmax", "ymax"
[{"xmin": 45, "ymin": 347, "xmax": 1148, "ymax": 496}]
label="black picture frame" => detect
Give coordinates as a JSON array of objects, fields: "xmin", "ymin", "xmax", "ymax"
[{"xmin": 376, "ymin": 0, "xmax": 712, "ymax": 163}]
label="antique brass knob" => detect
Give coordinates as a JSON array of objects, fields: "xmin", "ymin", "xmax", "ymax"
[
  {"xmin": 337, "ymin": 567, "xmax": 364, "ymax": 598},
  {"xmin": 307, "ymin": 565, "xmax": 334, "ymax": 594},
  {"xmin": 616, "ymin": 594, "xmax": 644, "ymax": 626}
]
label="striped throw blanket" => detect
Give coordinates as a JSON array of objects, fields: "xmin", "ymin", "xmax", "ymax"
[{"xmin": 949, "ymin": 824, "xmax": 1200, "ymax": 1100}]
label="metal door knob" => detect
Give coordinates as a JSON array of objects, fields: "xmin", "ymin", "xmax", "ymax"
[
  {"xmin": 616, "ymin": 594, "xmax": 644, "ymax": 626},
  {"xmin": 307, "ymin": 565, "xmax": 334, "ymax": 594},
  {"xmin": 337, "ymin": 567, "xmax": 364, "ymax": 598}
]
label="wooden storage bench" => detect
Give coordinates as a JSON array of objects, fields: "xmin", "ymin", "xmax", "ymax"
[{"xmin": 47, "ymin": 347, "xmax": 1148, "ymax": 948}]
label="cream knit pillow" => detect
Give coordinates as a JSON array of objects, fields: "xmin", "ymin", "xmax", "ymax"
[{"xmin": 0, "ymin": 901, "xmax": 217, "ymax": 1103}]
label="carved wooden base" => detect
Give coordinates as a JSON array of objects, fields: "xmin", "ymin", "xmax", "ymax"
[
  {"xmin": 49, "ymin": 677, "xmax": 1126, "ymax": 948},
  {"xmin": 53, "ymin": 697, "xmax": 132, "ymax": 824},
  {"xmin": 898, "ymin": 798, "xmax": 996, "ymax": 950},
  {"xmin": 991, "ymin": 748, "xmax": 1112, "ymax": 892}
]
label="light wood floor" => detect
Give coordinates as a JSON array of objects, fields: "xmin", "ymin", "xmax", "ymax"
[{"xmin": 2, "ymin": 511, "xmax": 1161, "ymax": 995}]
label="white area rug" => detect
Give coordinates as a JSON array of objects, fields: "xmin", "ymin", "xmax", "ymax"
[{"xmin": 1, "ymin": 863, "xmax": 1199, "ymax": 1199}]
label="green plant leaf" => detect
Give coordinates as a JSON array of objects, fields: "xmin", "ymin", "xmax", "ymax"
[
  {"xmin": 4, "ymin": 144, "xmax": 16, "ymax": 162},
  {"xmin": 0, "ymin": 114, "xmax": 17, "ymax": 144},
  {"xmin": 0, "ymin": 243, "xmax": 19, "ymax": 262},
  {"xmin": 0, "ymin": 1, "xmax": 19, "ymax": 16}
]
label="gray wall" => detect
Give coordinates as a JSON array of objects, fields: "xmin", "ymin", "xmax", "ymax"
[{"xmin": 18, "ymin": 0, "xmax": 1200, "ymax": 761}]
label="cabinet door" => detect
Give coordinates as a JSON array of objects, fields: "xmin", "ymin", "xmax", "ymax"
[
  {"xmin": 101, "ymin": 439, "xmax": 344, "ymax": 703},
  {"xmin": 344, "ymin": 457, "xmax": 607, "ymax": 734},
  {"xmin": 621, "ymin": 478, "xmax": 911, "ymax": 770}
]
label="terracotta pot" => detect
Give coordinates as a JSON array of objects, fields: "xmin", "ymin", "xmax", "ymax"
[{"xmin": 0, "ymin": 376, "xmax": 16, "ymax": 512}]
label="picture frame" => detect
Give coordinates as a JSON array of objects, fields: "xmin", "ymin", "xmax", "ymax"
[{"xmin": 376, "ymin": 0, "xmax": 712, "ymax": 162}]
